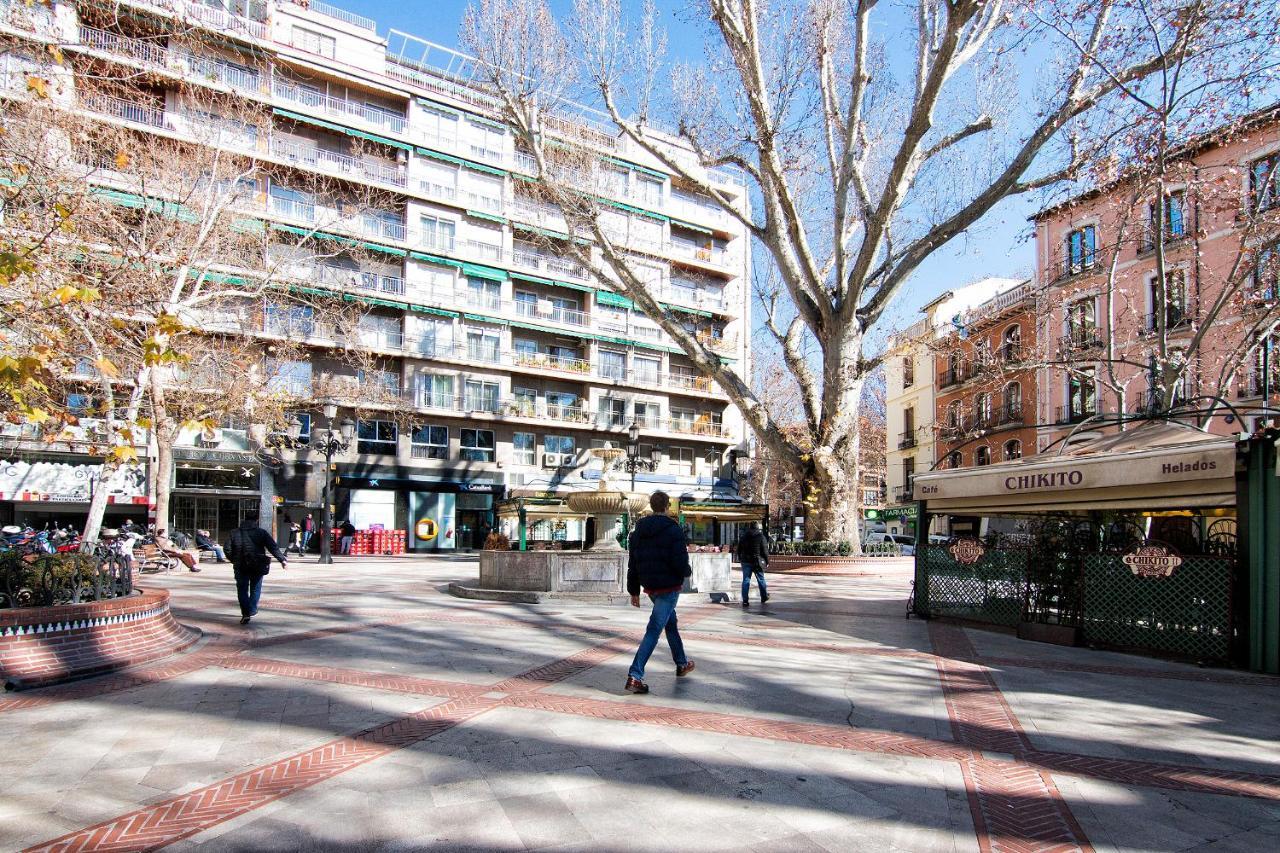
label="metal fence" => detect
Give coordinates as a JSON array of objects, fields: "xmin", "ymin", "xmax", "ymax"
[
  {"xmin": 920, "ymin": 546, "xmax": 1026, "ymax": 627},
  {"xmin": 0, "ymin": 549, "xmax": 132, "ymax": 609}
]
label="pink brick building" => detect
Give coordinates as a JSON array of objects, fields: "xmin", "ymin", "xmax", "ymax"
[{"xmin": 1032, "ymin": 104, "xmax": 1280, "ymax": 452}]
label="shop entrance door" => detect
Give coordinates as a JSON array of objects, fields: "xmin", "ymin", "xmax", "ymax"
[{"xmin": 456, "ymin": 510, "xmax": 481, "ymax": 550}]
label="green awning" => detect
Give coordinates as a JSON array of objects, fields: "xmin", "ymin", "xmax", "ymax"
[
  {"xmin": 273, "ymin": 108, "xmax": 412, "ymax": 152},
  {"xmin": 270, "ymin": 223, "xmax": 407, "ymax": 257},
  {"xmin": 192, "ymin": 270, "xmax": 251, "ymax": 287},
  {"xmin": 595, "ymin": 290, "xmax": 634, "ymax": 310},
  {"xmin": 554, "ymin": 279, "xmax": 595, "ymax": 293},
  {"xmin": 416, "ymin": 147, "xmax": 507, "ymax": 178},
  {"xmin": 463, "ymin": 313, "xmax": 506, "ymax": 325},
  {"xmin": 465, "ymin": 113, "xmax": 507, "ymax": 131},
  {"xmin": 602, "ymin": 198, "xmax": 668, "ymax": 222},
  {"xmin": 468, "ymin": 210, "xmax": 508, "ymax": 224},
  {"xmin": 512, "ymin": 221, "xmax": 573, "ymax": 242},
  {"xmin": 416, "ymin": 97, "xmax": 461, "ymax": 117},
  {"xmin": 603, "ymin": 155, "xmax": 667, "ymax": 181},
  {"xmin": 661, "ymin": 302, "xmax": 713, "ymax": 318},
  {"xmin": 670, "ymin": 218, "xmax": 713, "ymax": 236},
  {"xmin": 409, "ymin": 251, "xmax": 463, "ymax": 268},
  {"xmin": 345, "ymin": 294, "xmax": 409, "ymax": 310},
  {"xmin": 410, "ymin": 305, "xmax": 459, "ymax": 318},
  {"xmin": 462, "ymin": 263, "xmax": 507, "ymax": 282},
  {"xmin": 93, "ymin": 188, "xmax": 198, "ymax": 222},
  {"xmin": 511, "ymin": 271, "xmax": 554, "ymax": 286},
  {"xmin": 509, "ymin": 320, "xmax": 572, "ymax": 337}
]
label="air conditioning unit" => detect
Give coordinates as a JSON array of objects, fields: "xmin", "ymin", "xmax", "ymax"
[
  {"xmin": 198, "ymin": 426, "xmax": 223, "ymax": 447},
  {"xmin": 542, "ymin": 452, "xmax": 567, "ymax": 468}
]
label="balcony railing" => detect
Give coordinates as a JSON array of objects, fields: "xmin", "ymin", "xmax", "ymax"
[
  {"xmin": 271, "ymin": 138, "xmax": 407, "ymax": 188},
  {"xmin": 513, "ymin": 300, "xmax": 589, "ymax": 327},
  {"xmin": 894, "ymin": 486, "xmax": 914, "ymax": 504},
  {"xmin": 129, "ymin": 0, "xmax": 267, "ymax": 40},
  {"xmin": 309, "ymin": 263, "xmax": 406, "ymax": 296},
  {"xmin": 272, "ymin": 80, "xmax": 407, "ymax": 136},
  {"xmin": 1053, "ymin": 255, "xmax": 1101, "ymax": 282},
  {"xmin": 939, "ymin": 366, "xmax": 968, "ymax": 388},
  {"xmin": 994, "ymin": 405, "xmax": 1024, "ymax": 427},
  {"xmin": 270, "ymin": 195, "xmax": 318, "ymax": 222},
  {"xmin": 1059, "ymin": 327, "xmax": 1102, "ymax": 352},
  {"xmin": 1055, "ymin": 404, "xmax": 1097, "ymax": 425},
  {"xmin": 1144, "ymin": 307, "xmax": 1194, "ymax": 334},
  {"xmin": 897, "ymin": 432, "xmax": 917, "ymax": 450},
  {"xmin": 308, "ymin": 1, "xmax": 378, "ymax": 30},
  {"xmin": 81, "ymin": 92, "xmax": 167, "ymax": 129},
  {"xmin": 512, "ymin": 352, "xmax": 592, "ymax": 374}
]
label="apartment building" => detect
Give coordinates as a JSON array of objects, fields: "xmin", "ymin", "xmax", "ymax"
[
  {"xmin": 883, "ymin": 277, "xmax": 1024, "ymax": 536},
  {"xmin": 933, "ymin": 280, "xmax": 1037, "ymax": 470},
  {"xmin": 0, "ymin": 0, "xmax": 751, "ymax": 547},
  {"xmin": 1032, "ymin": 104, "xmax": 1280, "ymax": 452}
]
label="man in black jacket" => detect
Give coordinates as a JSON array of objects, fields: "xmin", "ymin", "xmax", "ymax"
[
  {"xmin": 736, "ymin": 522, "xmax": 771, "ymax": 607},
  {"xmin": 624, "ymin": 491, "xmax": 695, "ymax": 694},
  {"xmin": 225, "ymin": 519, "xmax": 288, "ymax": 625}
]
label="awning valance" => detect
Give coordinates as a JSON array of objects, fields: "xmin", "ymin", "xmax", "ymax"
[
  {"xmin": 415, "ymin": 147, "xmax": 508, "ymax": 178},
  {"xmin": 462, "ymin": 263, "xmax": 507, "ymax": 282},
  {"xmin": 273, "ymin": 108, "xmax": 412, "ymax": 152},
  {"xmin": 595, "ymin": 290, "xmax": 634, "ymax": 310},
  {"xmin": 270, "ymin": 223, "xmax": 407, "ymax": 257}
]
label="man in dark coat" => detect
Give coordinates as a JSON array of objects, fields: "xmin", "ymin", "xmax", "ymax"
[
  {"xmin": 736, "ymin": 522, "xmax": 771, "ymax": 607},
  {"xmin": 225, "ymin": 519, "xmax": 288, "ymax": 625},
  {"xmin": 624, "ymin": 491, "xmax": 694, "ymax": 694}
]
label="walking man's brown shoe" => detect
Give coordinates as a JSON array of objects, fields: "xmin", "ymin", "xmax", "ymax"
[
  {"xmin": 676, "ymin": 661, "xmax": 696, "ymax": 677},
  {"xmin": 624, "ymin": 677, "xmax": 649, "ymax": 694}
]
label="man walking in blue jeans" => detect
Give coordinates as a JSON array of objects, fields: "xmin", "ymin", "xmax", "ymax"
[{"xmin": 624, "ymin": 491, "xmax": 695, "ymax": 694}]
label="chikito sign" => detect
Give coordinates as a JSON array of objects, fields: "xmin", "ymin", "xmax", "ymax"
[
  {"xmin": 949, "ymin": 538, "xmax": 986, "ymax": 565},
  {"xmin": 1122, "ymin": 544, "xmax": 1182, "ymax": 578}
]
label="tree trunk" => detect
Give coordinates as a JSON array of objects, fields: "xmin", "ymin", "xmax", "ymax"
[
  {"xmin": 804, "ymin": 432, "xmax": 863, "ymax": 550},
  {"xmin": 81, "ymin": 465, "xmax": 125, "ymax": 548},
  {"xmin": 150, "ymin": 373, "xmax": 177, "ymax": 534}
]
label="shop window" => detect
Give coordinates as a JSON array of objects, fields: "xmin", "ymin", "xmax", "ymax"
[
  {"xmin": 411, "ymin": 425, "xmax": 448, "ymax": 460},
  {"xmin": 357, "ymin": 420, "xmax": 397, "ymax": 456},
  {"xmin": 460, "ymin": 428, "xmax": 495, "ymax": 462}
]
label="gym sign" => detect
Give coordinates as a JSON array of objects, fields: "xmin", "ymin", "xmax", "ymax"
[{"xmin": 1122, "ymin": 544, "xmax": 1182, "ymax": 578}]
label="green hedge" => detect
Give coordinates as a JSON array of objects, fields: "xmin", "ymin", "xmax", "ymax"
[{"xmin": 0, "ymin": 551, "xmax": 125, "ymax": 609}]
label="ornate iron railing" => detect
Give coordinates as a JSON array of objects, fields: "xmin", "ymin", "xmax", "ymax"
[{"xmin": 0, "ymin": 548, "xmax": 133, "ymax": 609}]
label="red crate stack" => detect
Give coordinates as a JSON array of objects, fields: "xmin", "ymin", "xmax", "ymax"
[{"xmin": 328, "ymin": 529, "xmax": 405, "ymax": 555}]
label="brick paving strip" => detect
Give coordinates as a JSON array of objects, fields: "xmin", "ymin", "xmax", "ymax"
[{"xmin": 930, "ymin": 622, "xmax": 1094, "ymax": 853}]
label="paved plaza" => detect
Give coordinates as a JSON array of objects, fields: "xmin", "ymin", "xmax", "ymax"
[{"xmin": 1, "ymin": 556, "xmax": 1277, "ymax": 852}]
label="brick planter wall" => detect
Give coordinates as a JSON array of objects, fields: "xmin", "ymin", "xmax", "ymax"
[
  {"xmin": 766, "ymin": 555, "xmax": 915, "ymax": 575},
  {"xmin": 0, "ymin": 589, "xmax": 198, "ymax": 690}
]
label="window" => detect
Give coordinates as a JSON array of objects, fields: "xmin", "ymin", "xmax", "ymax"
[
  {"xmin": 1250, "ymin": 153, "xmax": 1279, "ymax": 213},
  {"xmin": 415, "ymin": 373, "xmax": 454, "ymax": 409},
  {"xmin": 902, "ymin": 356, "xmax": 914, "ymax": 388},
  {"xmin": 468, "ymin": 220, "xmax": 504, "ymax": 261},
  {"xmin": 546, "ymin": 392, "xmax": 578, "ymax": 419},
  {"xmin": 902, "ymin": 457, "xmax": 916, "ymax": 495},
  {"xmin": 947, "ymin": 451, "xmax": 963, "ymax": 469},
  {"xmin": 1252, "ymin": 244, "xmax": 1278, "ymax": 302},
  {"xmin": 635, "ymin": 175, "xmax": 664, "ymax": 207},
  {"xmin": 974, "ymin": 393, "xmax": 992, "ymax": 428},
  {"xmin": 945, "ymin": 351, "xmax": 963, "ymax": 384},
  {"xmin": 547, "ymin": 345, "xmax": 579, "ymax": 368},
  {"xmin": 946, "ymin": 400, "xmax": 962, "ymax": 430},
  {"xmin": 356, "ymin": 314, "xmax": 402, "ymax": 349},
  {"xmin": 464, "ymin": 380, "xmax": 499, "ymax": 413},
  {"xmin": 1004, "ymin": 439, "xmax": 1022, "ymax": 461},
  {"xmin": 633, "ymin": 356, "xmax": 661, "ymax": 385},
  {"xmin": 1064, "ymin": 224, "xmax": 1097, "ymax": 274},
  {"xmin": 670, "ymin": 446, "xmax": 694, "ymax": 476},
  {"xmin": 1001, "ymin": 325, "xmax": 1021, "ymax": 362},
  {"xmin": 468, "ymin": 120, "xmax": 506, "ymax": 162},
  {"xmin": 634, "ymin": 401, "xmax": 658, "ymax": 428},
  {"xmin": 599, "ymin": 350, "xmax": 626, "ymax": 380},
  {"xmin": 1066, "ymin": 299, "xmax": 1096, "ymax": 346},
  {"xmin": 1148, "ymin": 269, "xmax": 1189, "ymax": 330},
  {"xmin": 357, "ymin": 420, "xmax": 397, "ymax": 455},
  {"xmin": 265, "ymin": 302, "xmax": 315, "ymax": 337},
  {"xmin": 544, "ymin": 434, "xmax": 575, "ymax": 457},
  {"xmin": 511, "ymin": 387, "xmax": 537, "ymax": 416},
  {"xmin": 359, "ymin": 368, "xmax": 400, "ymax": 398},
  {"xmin": 464, "ymin": 173, "xmax": 505, "ymax": 213},
  {"xmin": 463, "ymin": 277, "xmax": 501, "ymax": 310},
  {"xmin": 548, "ymin": 295, "xmax": 580, "ymax": 322},
  {"xmin": 419, "ymin": 215, "xmax": 455, "ymax": 252},
  {"xmin": 1068, "ymin": 368, "xmax": 1097, "ymax": 421},
  {"xmin": 363, "ymin": 210, "xmax": 403, "ymax": 241},
  {"xmin": 513, "ymin": 432, "xmax": 536, "ymax": 465},
  {"xmin": 408, "ymin": 316, "xmax": 454, "ymax": 357},
  {"xmin": 1147, "ymin": 190, "xmax": 1186, "ymax": 244},
  {"xmin": 975, "ymin": 446, "xmax": 991, "ymax": 467},
  {"xmin": 670, "ymin": 407, "xmax": 695, "ymax": 431},
  {"xmin": 514, "ymin": 291, "xmax": 538, "ymax": 317},
  {"xmin": 1003, "ymin": 382, "xmax": 1022, "ymax": 420},
  {"xmin": 419, "ymin": 107, "xmax": 459, "ymax": 148},
  {"xmin": 267, "ymin": 359, "xmax": 312, "ymax": 395},
  {"xmin": 901, "ymin": 407, "xmax": 915, "ymax": 447},
  {"xmin": 292, "ymin": 26, "xmax": 335, "ymax": 58},
  {"xmin": 598, "ymin": 397, "xmax": 627, "ymax": 427},
  {"xmin": 460, "ymin": 428, "xmax": 495, "ymax": 462},
  {"xmin": 67, "ymin": 393, "xmax": 92, "ymax": 416},
  {"xmin": 465, "ymin": 328, "xmax": 500, "ymax": 362},
  {"xmin": 411, "ymin": 425, "xmax": 448, "ymax": 460}
]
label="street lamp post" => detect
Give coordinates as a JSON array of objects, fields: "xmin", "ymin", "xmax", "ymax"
[
  {"xmin": 622, "ymin": 422, "xmax": 663, "ymax": 492},
  {"xmin": 314, "ymin": 404, "xmax": 355, "ymax": 565}
]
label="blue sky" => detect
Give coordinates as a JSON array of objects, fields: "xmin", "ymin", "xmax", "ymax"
[{"xmin": 347, "ymin": 0, "xmax": 1039, "ymax": 330}]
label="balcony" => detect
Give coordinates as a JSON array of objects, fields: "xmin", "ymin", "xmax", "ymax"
[
  {"xmin": 270, "ymin": 194, "xmax": 318, "ymax": 222},
  {"xmin": 81, "ymin": 92, "xmax": 168, "ymax": 129},
  {"xmin": 897, "ymin": 432, "xmax": 917, "ymax": 450},
  {"xmin": 894, "ymin": 486, "xmax": 914, "ymax": 504},
  {"xmin": 114, "ymin": 0, "xmax": 267, "ymax": 40},
  {"xmin": 1144, "ymin": 307, "xmax": 1194, "ymax": 334},
  {"xmin": 1059, "ymin": 327, "xmax": 1102, "ymax": 353},
  {"xmin": 272, "ymin": 80, "xmax": 407, "ymax": 137},
  {"xmin": 1055, "ymin": 405, "xmax": 1097, "ymax": 425},
  {"xmin": 513, "ymin": 300, "xmax": 589, "ymax": 328},
  {"xmin": 668, "ymin": 240, "xmax": 731, "ymax": 269},
  {"xmin": 270, "ymin": 138, "xmax": 407, "ymax": 189},
  {"xmin": 1138, "ymin": 225, "xmax": 1188, "ymax": 254},
  {"xmin": 994, "ymin": 405, "xmax": 1024, "ymax": 427},
  {"xmin": 999, "ymin": 344, "xmax": 1023, "ymax": 365},
  {"xmin": 939, "ymin": 366, "xmax": 968, "ymax": 388},
  {"xmin": 310, "ymin": 263, "xmax": 406, "ymax": 296},
  {"xmin": 511, "ymin": 246, "xmax": 589, "ymax": 282},
  {"xmin": 308, "ymin": 1, "xmax": 377, "ymax": 30},
  {"xmin": 76, "ymin": 25, "xmax": 270, "ymax": 92},
  {"xmin": 512, "ymin": 352, "xmax": 592, "ymax": 375},
  {"xmin": 1052, "ymin": 255, "xmax": 1101, "ymax": 282}
]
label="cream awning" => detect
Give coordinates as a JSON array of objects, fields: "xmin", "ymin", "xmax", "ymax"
[{"xmin": 913, "ymin": 424, "xmax": 1237, "ymax": 514}]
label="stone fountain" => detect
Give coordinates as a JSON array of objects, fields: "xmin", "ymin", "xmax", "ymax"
[
  {"xmin": 565, "ymin": 444, "xmax": 651, "ymax": 551},
  {"xmin": 449, "ymin": 443, "xmax": 735, "ymax": 603}
]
